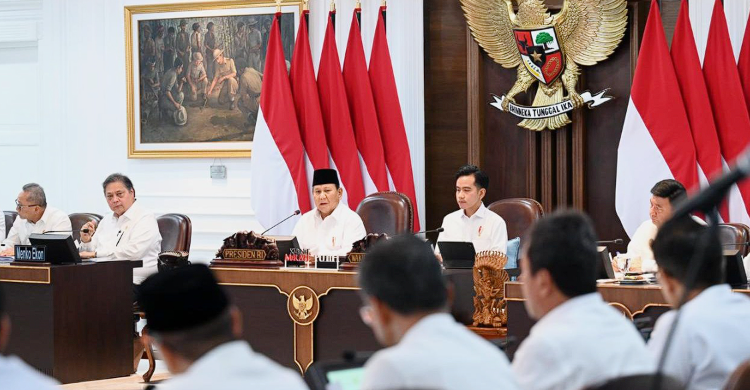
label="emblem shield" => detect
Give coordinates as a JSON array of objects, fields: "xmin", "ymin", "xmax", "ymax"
[{"xmin": 514, "ymin": 27, "xmax": 565, "ymax": 85}]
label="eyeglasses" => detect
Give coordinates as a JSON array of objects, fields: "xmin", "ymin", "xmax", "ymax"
[
  {"xmin": 359, "ymin": 305, "xmax": 374, "ymax": 326},
  {"xmin": 15, "ymin": 199, "xmax": 38, "ymax": 210}
]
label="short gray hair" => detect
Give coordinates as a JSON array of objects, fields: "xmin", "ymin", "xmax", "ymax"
[{"xmin": 22, "ymin": 183, "xmax": 47, "ymax": 207}]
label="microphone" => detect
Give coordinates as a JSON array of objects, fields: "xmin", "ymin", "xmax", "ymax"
[
  {"xmin": 670, "ymin": 145, "xmax": 750, "ymax": 220},
  {"xmin": 596, "ymin": 239, "xmax": 624, "ymax": 245},
  {"xmin": 722, "ymin": 241, "xmax": 750, "ymax": 247},
  {"xmin": 261, "ymin": 210, "xmax": 301, "ymax": 235},
  {"xmin": 42, "ymin": 228, "xmax": 91, "ymax": 234},
  {"xmin": 413, "ymin": 227, "xmax": 445, "ymax": 235}
]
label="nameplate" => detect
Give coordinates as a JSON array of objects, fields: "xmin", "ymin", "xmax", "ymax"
[
  {"xmin": 315, "ymin": 255, "xmax": 339, "ymax": 269},
  {"xmin": 222, "ymin": 249, "xmax": 266, "ymax": 261},
  {"xmin": 15, "ymin": 245, "xmax": 47, "ymax": 262},
  {"xmin": 347, "ymin": 253, "xmax": 365, "ymax": 263},
  {"xmin": 284, "ymin": 248, "xmax": 312, "ymax": 268}
]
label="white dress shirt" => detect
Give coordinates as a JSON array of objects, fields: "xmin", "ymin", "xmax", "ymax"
[
  {"xmin": 292, "ymin": 203, "xmax": 366, "ymax": 256},
  {"xmin": 436, "ymin": 203, "xmax": 508, "ymax": 254},
  {"xmin": 361, "ymin": 313, "xmax": 520, "ymax": 390},
  {"xmin": 626, "ymin": 220, "xmax": 658, "ymax": 272},
  {"xmin": 157, "ymin": 340, "xmax": 308, "ymax": 390},
  {"xmin": 648, "ymin": 284, "xmax": 750, "ymax": 390},
  {"xmin": 512, "ymin": 293, "xmax": 655, "ymax": 390},
  {"xmin": 0, "ymin": 354, "xmax": 59, "ymax": 390},
  {"xmin": 2, "ymin": 206, "xmax": 71, "ymax": 246},
  {"xmin": 79, "ymin": 200, "xmax": 161, "ymax": 284}
]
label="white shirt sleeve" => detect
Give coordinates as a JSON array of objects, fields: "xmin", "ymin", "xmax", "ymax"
[
  {"xmin": 647, "ymin": 311, "xmax": 693, "ymax": 386},
  {"xmin": 361, "ymin": 355, "xmax": 407, "ymax": 390},
  {"xmin": 48, "ymin": 211, "xmax": 72, "ymax": 235},
  {"xmin": 2, "ymin": 217, "xmax": 21, "ymax": 246},
  {"xmin": 110, "ymin": 215, "xmax": 161, "ymax": 261},
  {"xmin": 342, "ymin": 214, "xmax": 367, "ymax": 254},
  {"xmin": 512, "ymin": 335, "xmax": 572, "ymax": 390},
  {"xmin": 490, "ymin": 216, "xmax": 508, "ymax": 253}
]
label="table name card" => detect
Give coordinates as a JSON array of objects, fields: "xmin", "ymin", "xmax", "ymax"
[
  {"xmin": 14, "ymin": 245, "xmax": 46, "ymax": 262},
  {"xmin": 315, "ymin": 255, "xmax": 339, "ymax": 269},
  {"xmin": 222, "ymin": 249, "xmax": 266, "ymax": 261}
]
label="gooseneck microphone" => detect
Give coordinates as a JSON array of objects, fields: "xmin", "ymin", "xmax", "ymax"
[
  {"xmin": 596, "ymin": 238, "xmax": 624, "ymax": 245},
  {"xmin": 413, "ymin": 227, "xmax": 445, "ymax": 235},
  {"xmin": 261, "ymin": 210, "xmax": 301, "ymax": 235}
]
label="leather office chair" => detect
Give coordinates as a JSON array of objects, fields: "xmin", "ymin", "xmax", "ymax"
[
  {"xmin": 68, "ymin": 213, "xmax": 103, "ymax": 242},
  {"xmin": 141, "ymin": 213, "xmax": 192, "ymax": 382},
  {"xmin": 724, "ymin": 359, "xmax": 750, "ymax": 390},
  {"xmin": 487, "ymin": 198, "xmax": 544, "ymax": 240},
  {"xmin": 4, "ymin": 211, "xmax": 17, "ymax": 236},
  {"xmin": 157, "ymin": 213, "xmax": 192, "ymax": 252},
  {"xmin": 719, "ymin": 223, "xmax": 750, "ymax": 257},
  {"xmin": 356, "ymin": 192, "xmax": 414, "ymax": 236}
]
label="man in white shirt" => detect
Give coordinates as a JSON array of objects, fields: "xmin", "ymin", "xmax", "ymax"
[
  {"xmin": 357, "ymin": 234, "xmax": 520, "ymax": 390},
  {"xmin": 138, "ymin": 264, "xmax": 307, "ymax": 390},
  {"xmin": 0, "ymin": 285, "xmax": 59, "ymax": 390},
  {"xmin": 0, "ymin": 183, "xmax": 71, "ymax": 256},
  {"xmin": 623, "ymin": 179, "xmax": 687, "ymax": 273},
  {"xmin": 437, "ymin": 164, "xmax": 507, "ymax": 255},
  {"xmin": 648, "ymin": 216, "xmax": 750, "ymax": 390},
  {"xmin": 513, "ymin": 210, "xmax": 654, "ymax": 390},
  {"xmin": 78, "ymin": 173, "xmax": 162, "ymax": 285},
  {"xmin": 292, "ymin": 169, "xmax": 366, "ymax": 256}
]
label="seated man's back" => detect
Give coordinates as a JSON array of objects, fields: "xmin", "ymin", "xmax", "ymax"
[
  {"xmin": 512, "ymin": 293, "xmax": 654, "ymax": 390},
  {"xmin": 363, "ymin": 312, "xmax": 516, "ymax": 389}
]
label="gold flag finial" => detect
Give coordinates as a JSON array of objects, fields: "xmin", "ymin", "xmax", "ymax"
[
  {"xmin": 382, "ymin": 0, "xmax": 386, "ymax": 6},
  {"xmin": 330, "ymin": 0, "xmax": 336, "ymax": 12},
  {"xmin": 275, "ymin": 0, "xmax": 281, "ymax": 12},
  {"xmin": 303, "ymin": 0, "xmax": 309, "ymax": 11},
  {"xmin": 356, "ymin": 0, "xmax": 361, "ymax": 8}
]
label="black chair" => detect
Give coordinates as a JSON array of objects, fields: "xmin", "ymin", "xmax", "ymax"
[
  {"xmin": 68, "ymin": 213, "xmax": 103, "ymax": 242},
  {"xmin": 3, "ymin": 210, "xmax": 17, "ymax": 236}
]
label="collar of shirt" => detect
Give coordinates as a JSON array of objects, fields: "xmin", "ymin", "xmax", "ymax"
[
  {"xmin": 460, "ymin": 202, "xmax": 487, "ymax": 221},
  {"xmin": 532, "ymin": 292, "xmax": 603, "ymax": 333},
  {"xmin": 314, "ymin": 202, "xmax": 348, "ymax": 224},
  {"xmin": 398, "ymin": 312, "xmax": 454, "ymax": 345},
  {"xmin": 683, "ymin": 283, "xmax": 733, "ymax": 312}
]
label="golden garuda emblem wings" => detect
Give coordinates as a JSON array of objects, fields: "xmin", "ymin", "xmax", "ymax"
[
  {"xmin": 293, "ymin": 294, "xmax": 314, "ymax": 320},
  {"xmin": 461, "ymin": 0, "xmax": 627, "ymax": 130}
]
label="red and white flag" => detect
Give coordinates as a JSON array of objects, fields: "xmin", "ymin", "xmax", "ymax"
[
  {"xmin": 369, "ymin": 5, "xmax": 421, "ymax": 231},
  {"xmin": 317, "ymin": 10, "xmax": 366, "ymax": 208},
  {"xmin": 290, "ymin": 10, "xmax": 329, "ymax": 207},
  {"xmin": 250, "ymin": 13, "xmax": 311, "ymax": 234},
  {"xmin": 616, "ymin": 0, "xmax": 698, "ymax": 237},
  {"xmin": 343, "ymin": 8, "xmax": 389, "ymax": 194},
  {"xmin": 704, "ymin": 0, "xmax": 750, "ymax": 225},
  {"xmin": 738, "ymin": 6, "xmax": 750, "ymax": 114},
  {"xmin": 670, "ymin": 0, "xmax": 727, "ymax": 221}
]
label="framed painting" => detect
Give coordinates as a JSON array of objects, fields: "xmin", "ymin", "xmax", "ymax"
[{"xmin": 125, "ymin": 1, "xmax": 301, "ymax": 158}]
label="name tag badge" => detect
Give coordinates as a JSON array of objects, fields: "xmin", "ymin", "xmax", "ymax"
[
  {"xmin": 315, "ymin": 255, "xmax": 339, "ymax": 269},
  {"xmin": 15, "ymin": 245, "xmax": 47, "ymax": 262}
]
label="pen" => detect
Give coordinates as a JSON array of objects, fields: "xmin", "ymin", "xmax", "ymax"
[{"xmin": 116, "ymin": 230, "xmax": 124, "ymax": 246}]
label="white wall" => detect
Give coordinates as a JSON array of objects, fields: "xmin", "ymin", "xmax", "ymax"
[{"xmin": 0, "ymin": 0, "xmax": 424, "ymax": 262}]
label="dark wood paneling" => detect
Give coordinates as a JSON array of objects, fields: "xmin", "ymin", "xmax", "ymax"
[{"xmin": 424, "ymin": 0, "xmax": 469, "ymax": 230}]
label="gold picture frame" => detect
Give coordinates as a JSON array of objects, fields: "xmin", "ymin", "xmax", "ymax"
[{"xmin": 125, "ymin": 1, "xmax": 302, "ymax": 158}]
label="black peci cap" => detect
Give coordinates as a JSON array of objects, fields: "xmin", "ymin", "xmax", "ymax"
[{"xmin": 312, "ymin": 169, "xmax": 340, "ymax": 187}]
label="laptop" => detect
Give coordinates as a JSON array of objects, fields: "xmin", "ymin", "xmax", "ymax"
[
  {"xmin": 28, "ymin": 233, "xmax": 81, "ymax": 264},
  {"xmin": 305, "ymin": 355, "xmax": 369, "ymax": 390},
  {"xmin": 596, "ymin": 246, "xmax": 616, "ymax": 279},
  {"xmin": 438, "ymin": 241, "xmax": 476, "ymax": 269},
  {"xmin": 268, "ymin": 235, "xmax": 300, "ymax": 259}
]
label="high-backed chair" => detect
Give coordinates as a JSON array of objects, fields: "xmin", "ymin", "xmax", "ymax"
[
  {"xmin": 584, "ymin": 374, "xmax": 682, "ymax": 390},
  {"xmin": 4, "ymin": 211, "xmax": 17, "ymax": 236},
  {"xmin": 718, "ymin": 223, "xmax": 750, "ymax": 257},
  {"xmin": 724, "ymin": 359, "xmax": 750, "ymax": 390},
  {"xmin": 156, "ymin": 213, "xmax": 192, "ymax": 252},
  {"xmin": 68, "ymin": 213, "xmax": 103, "ymax": 242},
  {"xmin": 356, "ymin": 192, "xmax": 413, "ymax": 236},
  {"xmin": 487, "ymin": 198, "xmax": 544, "ymax": 240}
]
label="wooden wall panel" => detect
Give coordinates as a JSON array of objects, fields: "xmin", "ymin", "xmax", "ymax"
[{"xmin": 424, "ymin": 0, "xmax": 469, "ymax": 231}]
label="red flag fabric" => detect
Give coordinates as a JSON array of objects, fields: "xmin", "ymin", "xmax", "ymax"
[
  {"xmin": 343, "ymin": 8, "xmax": 389, "ymax": 194},
  {"xmin": 616, "ymin": 0, "xmax": 698, "ymax": 237},
  {"xmin": 250, "ymin": 13, "xmax": 311, "ymax": 234},
  {"xmin": 670, "ymin": 0, "xmax": 727, "ymax": 221},
  {"xmin": 317, "ymin": 11, "xmax": 365, "ymax": 208},
  {"xmin": 739, "ymin": 6, "xmax": 750, "ymax": 114},
  {"xmin": 368, "ymin": 5, "xmax": 421, "ymax": 231},
  {"xmin": 290, "ymin": 10, "xmax": 329, "ymax": 171},
  {"xmin": 704, "ymin": 0, "xmax": 750, "ymax": 225}
]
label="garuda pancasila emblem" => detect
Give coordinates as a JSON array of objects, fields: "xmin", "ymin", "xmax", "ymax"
[
  {"xmin": 461, "ymin": 0, "xmax": 627, "ymax": 130},
  {"xmin": 293, "ymin": 294, "xmax": 314, "ymax": 320}
]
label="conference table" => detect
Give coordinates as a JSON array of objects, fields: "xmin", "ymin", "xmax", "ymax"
[
  {"xmin": 0, "ymin": 260, "xmax": 137, "ymax": 384},
  {"xmin": 504, "ymin": 281, "xmax": 750, "ymax": 359},
  {"xmin": 210, "ymin": 266, "xmax": 479, "ymax": 373}
]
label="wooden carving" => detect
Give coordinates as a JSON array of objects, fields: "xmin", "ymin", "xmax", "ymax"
[{"xmin": 472, "ymin": 251, "xmax": 510, "ymax": 327}]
